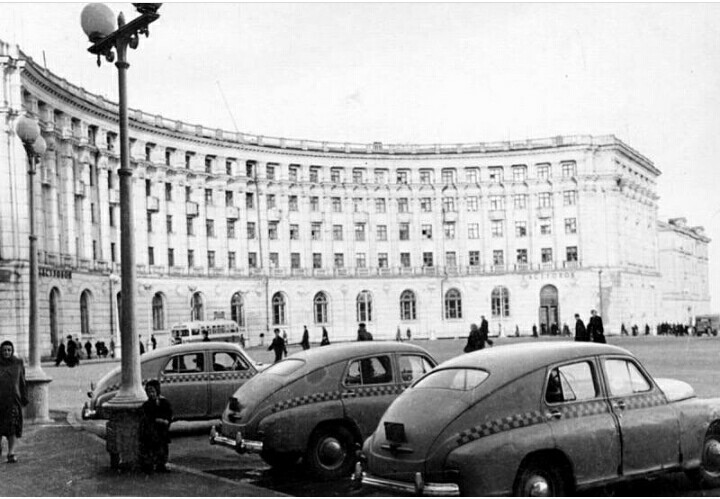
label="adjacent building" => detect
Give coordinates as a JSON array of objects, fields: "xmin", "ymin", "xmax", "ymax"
[{"xmin": 0, "ymin": 41, "xmax": 710, "ymax": 357}]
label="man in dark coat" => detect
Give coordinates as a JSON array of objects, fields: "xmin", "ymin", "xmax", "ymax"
[
  {"xmin": 65, "ymin": 335, "xmax": 78, "ymax": 367},
  {"xmin": 479, "ymin": 316, "xmax": 489, "ymax": 340},
  {"xmin": 575, "ymin": 313, "xmax": 589, "ymax": 342},
  {"xmin": 300, "ymin": 325, "xmax": 310, "ymax": 350},
  {"xmin": 357, "ymin": 323, "xmax": 373, "ymax": 341},
  {"xmin": 139, "ymin": 379, "xmax": 173, "ymax": 473},
  {"xmin": 268, "ymin": 328, "xmax": 287, "ymax": 363},
  {"xmin": 84, "ymin": 340, "xmax": 92, "ymax": 359},
  {"xmin": 55, "ymin": 340, "xmax": 66, "ymax": 367},
  {"xmin": 320, "ymin": 327, "xmax": 330, "ymax": 346},
  {"xmin": 588, "ymin": 309, "xmax": 606, "ymax": 343}
]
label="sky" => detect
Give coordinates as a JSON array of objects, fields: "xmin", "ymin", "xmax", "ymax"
[{"xmin": 2, "ymin": 2, "xmax": 719, "ymax": 310}]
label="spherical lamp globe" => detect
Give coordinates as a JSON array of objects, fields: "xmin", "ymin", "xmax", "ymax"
[
  {"xmin": 15, "ymin": 115, "xmax": 40, "ymax": 145},
  {"xmin": 81, "ymin": 3, "xmax": 116, "ymax": 43}
]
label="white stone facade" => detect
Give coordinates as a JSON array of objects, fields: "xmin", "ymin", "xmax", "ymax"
[{"xmin": 0, "ymin": 42, "xmax": 709, "ymax": 357}]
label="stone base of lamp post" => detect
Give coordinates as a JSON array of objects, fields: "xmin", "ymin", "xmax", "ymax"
[
  {"xmin": 24, "ymin": 367, "xmax": 53, "ymax": 424},
  {"xmin": 106, "ymin": 405, "xmax": 144, "ymax": 470}
]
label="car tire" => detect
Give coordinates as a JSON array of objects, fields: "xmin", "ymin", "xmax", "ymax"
[
  {"xmin": 514, "ymin": 459, "xmax": 567, "ymax": 496},
  {"xmin": 687, "ymin": 429, "xmax": 720, "ymax": 488},
  {"xmin": 305, "ymin": 425, "xmax": 356, "ymax": 480},
  {"xmin": 261, "ymin": 449, "xmax": 300, "ymax": 468}
]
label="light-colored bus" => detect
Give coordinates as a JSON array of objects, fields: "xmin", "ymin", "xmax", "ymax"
[{"xmin": 170, "ymin": 320, "xmax": 242, "ymax": 344}]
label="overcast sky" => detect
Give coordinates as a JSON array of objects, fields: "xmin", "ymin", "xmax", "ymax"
[{"xmin": 2, "ymin": 2, "xmax": 719, "ymax": 310}]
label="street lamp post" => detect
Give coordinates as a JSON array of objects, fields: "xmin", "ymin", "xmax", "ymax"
[
  {"xmin": 80, "ymin": 2, "xmax": 161, "ymax": 469},
  {"xmin": 15, "ymin": 115, "xmax": 52, "ymax": 424}
]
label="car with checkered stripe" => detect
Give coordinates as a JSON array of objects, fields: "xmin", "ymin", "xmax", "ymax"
[
  {"xmin": 353, "ymin": 341, "xmax": 720, "ymax": 496},
  {"xmin": 82, "ymin": 342, "xmax": 263, "ymax": 421},
  {"xmin": 209, "ymin": 341, "xmax": 437, "ymax": 480}
]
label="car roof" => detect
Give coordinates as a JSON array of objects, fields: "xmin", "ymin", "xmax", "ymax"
[
  {"xmin": 288, "ymin": 341, "xmax": 434, "ymax": 369},
  {"xmin": 441, "ymin": 341, "xmax": 632, "ymax": 374},
  {"xmin": 141, "ymin": 341, "xmax": 243, "ymax": 361}
]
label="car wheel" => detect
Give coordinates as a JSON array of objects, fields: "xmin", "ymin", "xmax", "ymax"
[
  {"xmin": 687, "ymin": 429, "xmax": 720, "ymax": 488},
  {"xmin": 261, "ymin": 449, "xmax": 300, "ymax": 468},
  {"xmin": 515, "ymin": 460, "xmax": 567, "ymax": 496},
  {"xmin": 305, "ymin": 425, "xmax": 356, "ymax": 480}
]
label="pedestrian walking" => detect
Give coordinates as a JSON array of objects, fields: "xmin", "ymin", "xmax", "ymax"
[
  {"xmin": 406, "ymin": 328, "xmax": 412, "ymax": 341},
  {"xmin": 109, "ymin": 338, "xmax": 116, "ymax": 358},
  {"xmin": 301, "ymin": 325, "xmax": 310, "ymax": 350},
  {"xmin": 480, "ymin": 316, "xmax": 489, "ymax": 341},
  {"xmin": 66, "ymin": 335, "xmax": 79, "ymax": 367},
  {"xmin": 239, "ymin": 334, "xmax": 246, "ymax": 349},
  {"xmin": 464, "ymin": 324, "xmax": 481, "ymax": 353},
  {"xmin": 621, "ymin": 323, "xmax": 628, "ymax": 336},
  {"xmin": 320, "ymin": 327, "xmax": 330, "ymax": 346},
  {"xmin": 54, "ymin": 339, "xmax": 66, "ymax": 367},
  {"xmin": 84, "ymin": 340, "xmax": 92, "ymax": 360},
  {"xmin": 139, "ymin": 335, "xmax": 146, "ymax": 355},
  {"xmin": 562, "ymin": 323, "xmax": 571, "ymax": 337},
  {"xmin": 395, "ymin": 326, "xmax": 403, "ymax": 342},
  {"xmin": 532, "ymin": 324, "xmax": 538, "ymax": 338},
  {"xmin": 574, "ymin": 313, "xmax": 589, "ymax": 342},
  {"xmin": 139, "ymin": 380, "xmax": 173, "ymax": 473},
  {"xmin": 515, "ymin": 325, "xmax": 520, "ymax": 337},
  {"xmin": 0, "ymin": 340, "xmax": 28, "ymax": 463},
  {"xmin": 151, "ymin": 334, "xmax": 157, "ymax": 350},
  {"xmin": 357, "ymin": 323, "xmax": 373, "ymax": 341},
  {"xmin": 268, "ymin": 328, "xmax": 287, "ymax": 363},
  {"xmin": 588, "ymin": 309, "xmax": 606, "ymax": 343},
  {"xmin": 75, "ymin": 337, "xmax": 82, "ymax": 359}
]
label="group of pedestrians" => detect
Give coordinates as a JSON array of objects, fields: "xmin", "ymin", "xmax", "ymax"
[
  {"xmin": 464, "ymin": 315, "xmax": 494, "ymax": 353},
  {"xmin": 267, "ymin": 325, "xmax": 332, "ymax": 363},
  {"xmin": 55, "ymin": 336, "xmax": 115, "ymax": 367},
  {"xmin": 574, "ymin": 309, "xmax": 606, "ymax": 343}
]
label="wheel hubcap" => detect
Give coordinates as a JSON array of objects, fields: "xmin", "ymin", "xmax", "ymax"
[
  {"xmin": 317, "ymin": 437, "xmax": 346, "ymax": 469},
  {"xmin": 526, "ymin": 474, "xmax": 551, "ymax": 497},
  {"xmin": 703, "ymin": 438, "xmax": 720, "ymax": 475}
]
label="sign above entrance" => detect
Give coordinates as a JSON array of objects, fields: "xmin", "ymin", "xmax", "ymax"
[
  {"xmin": 527, "ymin": 271, "xmax": 575, "ymax": 280},
  {"xmin": 39, "ymin": 266, "xmax": 72, "ymax": 279}
]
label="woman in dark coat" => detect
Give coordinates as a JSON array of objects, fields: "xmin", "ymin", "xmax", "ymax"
[
  {"xmin": 139, "ymin": 379, "xmax": 173, "ymax": 473},
  {"xmin": 300, "ymin": 326, "xmax": 311, "ymax": 350},
  {"xmin": 320, "ymin": 327, "xmax": 330, "ymax": 346},
  {"xmin": 0, "ymin": 340, "xmax": 29, "ymax": 463}
]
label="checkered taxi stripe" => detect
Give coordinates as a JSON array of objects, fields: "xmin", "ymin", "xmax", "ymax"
[
  {"xmin": 97, "ymin": 371, "xmax": 252, "ymax": 395},
  {"xmin": 271, "ymin": 384, "xmax": 410, "ymax": 414},
  {"xmin": 454, "ymin": 393, "xmax": 667, "ymax": 448}
]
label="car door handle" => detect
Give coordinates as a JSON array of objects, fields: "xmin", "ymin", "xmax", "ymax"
[
  {"xmin": 342, "ymin": 390, "xmax": 356, "ymax": 398},
  {"xmin": 613, "ymin": 400, "xmax": 626, "ymax": 410},
  {"xmin": 547, "ymin": 410, "xmax": 562, "ymax": 420}
]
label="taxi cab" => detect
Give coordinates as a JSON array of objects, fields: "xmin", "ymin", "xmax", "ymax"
[
  {"xmin": 210, "ymin": 341, "xmax": 436, "ymax": 479},
  {"xmin": 355, "ymin": 342, "xmax": 720, "ymax": 496},
  {"xmin": 82, "ymin": 342, "xmax": 262, "ymax": 421}
]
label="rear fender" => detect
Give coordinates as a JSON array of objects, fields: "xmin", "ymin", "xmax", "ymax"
[{"xmin": 259, "ymin": 401, "xmax": 345, "ymax": 454}]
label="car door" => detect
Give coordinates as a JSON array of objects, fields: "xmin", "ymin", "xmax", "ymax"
[
  {"xmin": 208, "ymin": 349, "xmax": 256, "ymax": 417},
  {"xmin": 341, "ymin": 354, "xmax": 399, "ymax": 438},
  {"xmin": 544, "ymin": 359, "xmax": 622, "ymax": 486},
  {"xmin": 601, "ymin": 356, "xmax": 680, "ymax": 475},
  {"xmin": 159, "ymin": 350, "xmax": 210, "ymax": 419}
]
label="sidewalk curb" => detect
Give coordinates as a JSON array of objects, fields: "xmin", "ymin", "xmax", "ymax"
[{"xmin": 65, "ymin": 410, "xmax": 287, "ymax": 495}]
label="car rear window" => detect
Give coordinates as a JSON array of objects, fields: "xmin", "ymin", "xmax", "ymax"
[
  {"xmin": 413, "ymin": 368, "xmax": 489, "ymax": 391},
  {"xmin": 263, "ymin": 359, "xmax": 305, "ymax": 376}
]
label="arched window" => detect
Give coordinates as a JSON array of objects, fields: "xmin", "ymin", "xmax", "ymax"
[
  {"xmin": 80, "ymin": 290, "xmax": 92, "ymax": 335},
  {"xmin": 231, "ymin": 292, "xmax": 245, "ymax": 327},
  {"xmin": 314, "ymin": 292, "xmax": 328, "ymax": 324},
  {"xmin": 399, "ymin": 290, "xmax": 416, "ymax": 321},
  {"xmin": 444, "ymin": 288, "xmax": 462, "ymax": 319},
  {"xmin": 491, "ymin": 286, "xmax": 510, "ymax": 317},
  {"xmin": 191, "ymin": 292, "xmax": 204, "ymax": 321},
  {"xmin": 356, "ymin": 290, "xmax": 373, "ymax": 323},
  {"xmin": 272, "ymin": 292, "xmax": 287, "ymax": 325},
  {"xmin": 152, "ymin": 293, "xmax": 165, "ymax": 330}
]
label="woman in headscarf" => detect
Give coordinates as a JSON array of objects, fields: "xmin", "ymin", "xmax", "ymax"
[
  {"xmin": 0, "ymin": 340, "xmax": 28, "ymax": 463},
  {"xmin": 139, "ymin": 379, "xmax": 173, "ymax": 473}
]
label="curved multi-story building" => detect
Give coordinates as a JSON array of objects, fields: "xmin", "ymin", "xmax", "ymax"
[{"xmin": 0, "ymin": 41, "xmax": 708, "ymax": 357}]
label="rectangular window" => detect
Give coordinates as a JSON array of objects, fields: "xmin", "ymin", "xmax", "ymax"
[
  {"xmin": 109, "ymin": 206, "xmax": 115, "ymax": 227},
  {"xmin": 185, "ymin": 153, "xmax": 192, "ymax": 169},
  {"xmin": 513, "ymin": 165, "xmax": 527, "ymax": 182},
  {"xmin": 110, "ymin": 242, "xmax": 116, "ymax": 262},
  {"xmin": 331, "ymin": 168, "xmax": 342, "ymax": 183},
  {"xmin": 167, "ymin": 248, "xmax": 174, "ymax": 268},
  {"xmin": 563, "ymin": 190, "xmax": 577, "ymax": 206},
  {"xmin": 565, "ymin": 218, "xmax": 577, "ymax": 234},
  {"xmin": 400, "ymin": 252, "xmax": 411, "ymax": 268},
  {"xmin": 353, "ymin": 197, "xmax": 364, "ymax": 212},
  {"xmin": 353, "ymin": 169, "xmax": 364, "ymax": 183},
  {"xmin": 356, "ymin": 252, "xmax": 367, "ymax": 268},
  {"xmin": 468, "ymin": 223, "xmax": 479, "ymax": 239},
  {"xmin": 165, "ymin": 182, "xmax": 172, "ymax": 201},
  {"xmin": 420, "ymin": 197, "xmax": 432, "ymax": 212},
  {"xmin": 540, "ymin": 222, "xmax": 552, "ymax": 235},
  {"xmin": 514, "ymin": 194, "xmax": 527, "ymax": 209},
  {"xmin": 187, "ymin": 249, "xmax": 195, "ymax": 268},
  {"xmin": 423, "ymin": 252, "xmax": 434, "ymax": 267},
  {"xmin": 489, "ymin": 195, "xmax": 504, "ymax": 210},
  {"xmin": 516, "ymin": 248, "xmax": 528, "ymax": 263},
  {"xmin": 186, "ymin": 217, "xmax": 194, "ymax": 236},
  {"xmin": 469, "ymin": 250, "xmax": 480, "ymax": 266},
  {"xmin": 313, "ymin": 253, "xmax": 322, "ymax": 269},
  {"xmin": 397, "ymin": 197, "xmax": 409, "ymax": 213},
  {"xmin": 207, "ymin": 250, "xmax": 216, "ymax": 269},
  {"xmin": 148, "ymin": 246, "xmax": 154, "ymax": 266},
  {"xmin": 378, "ymin": 252, "xmax": 388, "ymax": 268},
  {"xmin": 493, "ymin": 250, "xmax": 504, "ymax": 265},
  {"xmin": 288, "ymin": 165, "xmax": 298, "ymax": 182},
  {"xmin": 442, "ymin": 197, "xmax": 456, "ymax": 212},
  {"xmin": 309, "ymin": 167, "xmax": 319, "ymax": 183},
  {"xmin": 420, "ymin": 170, "xmax": 432, "ymax": 184},
  {"xmin": 206, "ymin": 219, "xmax": 215, "ymax": 238},
  {"xmin": 185, "ymin": 186, "xmax": 192, "ymax": 202},
  {"xmin": 515, "ymin": 221, "xmax": 527, "ymax": 237},
  {"xmin": 205, "ymin": 156, "xmax": 214, "ymax": 173},
  {"xmin": 166, "ymin": 215, "xmax": 173, "ymax": 234},
  {"xmin": 332, "ymin": 197, "xmax": 342, "ymax": 212},
  {"xmin": 246, "ymin": 161, "xmax": 255, "ymax": 178},
  {"xmin": 376, "ymin": 225, "xmax": 387, "ymax": 241},
  {"xmin": 442, "ymin": 169, "xmax": 455, "ymax": 185},
  {"xmin": 225, "ymin": 159, "xmax": 233, "ymax": 176},
  {"xmin": 145, "ymin": 179, "xmax": 152, "ymax": 197},
  {"xmin": 334, "ymin": 253, "xmax": 344, "ymax": 268},
  {"xmin": 396, "ymin": 170, "xmax": 408, "ymax": 184},
  {"xmin": 225, "ymin": 190, "xmax": 234, "ymax": 207},
  {"xmin": 204, "ymin": 188, "xmax": 213, "ymax": 205},
  {"xmin": 267, "ymin": 194, "xmax": 276, "ymax": 209},
  {"xmin": 491, "ymin": 220, "xmax": 504, "ymax": 237},
  {"xmin": 290, "ymin": 253, "xmax": 300, "ymax": 269},
  {"xmin": 355, "ymin": 223, "xmax": 366, "ymax": 241},
  {"xmin": 566, "ymin": 246, "xmax": 578, "ymax": 262},
  {"xmin": 541, "ymin": 247, "xmax": 553, "ymax": 263},
  {"xmin": 246, "ymin": 193, "xmax": 254, "ymax": 209},
  {"xmin": 247, "ymin": 222, "xmax": 256, "ymax": 239},
  {"xmin": 290, "ymin": 224, "xmax": 300, "ymax": 240},
  {"xmin": 266, "ymin": 165, "xmax": 275, "ymax": 180},
  {"xmin": 467, "ymin": 196, "xmax": 478, "ymax": 211},
  {"xmin": 227, "ymin": 219, "xmax": 236, "ymax": 239},
  {"xmin": 269, "ymin": 252, "xmax": 279, "ymax": 268},
  {"xmin": 421, "ymin": 224, "xmax": 433, "ymax": 239},
  {"xmin": 538, "ymin": 192, "xmax": 553, "ymax": 208},
  {"xmin": 446, "ymin": 251, "xmax": 457, "ymax": 267},
  {"xmin": 333, "ymin": 224, "xmax": 343, "ymax": 241},
  {"xmin": 374, "ymin": 170, "xmax": 387, "ymax": 184},
  {"xmin": 228, "ymin": 251, "xmax": 236, "ymax": 269},
  {"xmin": 375, "ymin": 198, "xmax": 386, "ymax": 213},
  {"xmin": 562, "ymin": 161, "xmax": 577, "ymax": 178},
  {"xmin": 268, "ymin": 221, "xmax": 278, "ymax": 240},
  {"xmin": 537, "ymin": 163, "xmax": 551, "ymax": 180},
  {"xmin": 488, "ymin": 167, "xmax": 503, "ymax": 183},
  {"xmin": 465, "ymin": 168, "xmax": 479, "ymax": 183},
  {"xmin": 444, "ymin": 222, "xmax": 456, "ymax": 239},
  {"xmin": 311, "ymin": 222, "xmax": 322, "ymax": 240},
  {"xmin": 310, "ymin": 196, "xmax": 319, "ymax": 211},
  {"xmin": 399, "ymin": 223, "xmax": 410, "ymax": 241},
  {"xmin": 288, "ymin": 195, "xmax": 298, "ymax": 211},
  {"xmin": 248, "ymin": 252, "xmax": 257, "ymax": 268}
]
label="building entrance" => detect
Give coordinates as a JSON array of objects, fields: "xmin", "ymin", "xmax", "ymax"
[{"xmin": 539, "ymin": 285, "xmax": 559, "ymax": 335}]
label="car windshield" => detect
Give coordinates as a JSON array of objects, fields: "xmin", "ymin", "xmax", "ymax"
[
  {"xmin": 413, "ymin": 368, "xmax": 489, "ymax": 391},
  {"xmin": 262, "ymin": 358, "xmax": 305, "ymax": 376}
]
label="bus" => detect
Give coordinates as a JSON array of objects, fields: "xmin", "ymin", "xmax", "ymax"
[
  {"xmin": 695, "ymin": 314, "xmax": 720, "ymax": 336},
  {"xmin": 170, "ymin": 320, "xmax": 242, "ymax": 345}
]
